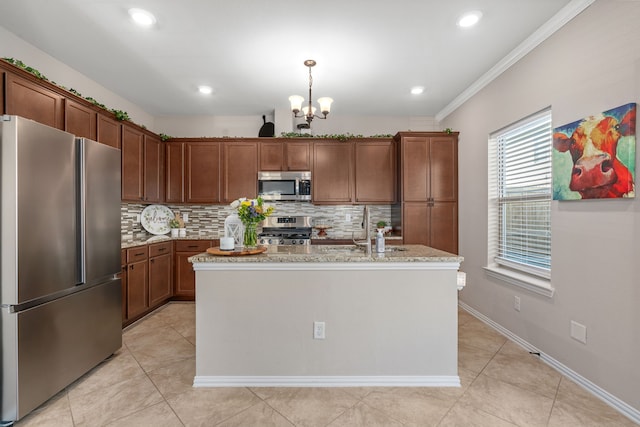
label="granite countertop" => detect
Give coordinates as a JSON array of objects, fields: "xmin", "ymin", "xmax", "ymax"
[
  {"xmin": 121, "ymin": 233, "xmax": 219, "ymax": 249},
  {"xmin": 189, "ymin": 244, "xmax": 463, "ymax": 264}
]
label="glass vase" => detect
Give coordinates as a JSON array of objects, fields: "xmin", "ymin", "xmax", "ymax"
[{"xmin": 243, "ymin": 222, "xmax": 258, "ymax": 250}]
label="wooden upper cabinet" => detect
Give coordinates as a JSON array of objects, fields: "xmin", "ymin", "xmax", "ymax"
[
  {"xmin": 223, "ymin": 141, "xmax": 258, "ymax": 202},
  {"xmin": 64, "ymin": 99, "xmax": 96, "ymax": 139},
  {"xmin": 144, "ymin": 133, "xmax": 164, "ymax": 203},
  {"xmin": 259, "ymin": 141, "xmax": 284, "ymax": 171},
  {"xmin": 186, "ymin": 142, "xmax": 221, "ymax": 203},
  {"xmin": 259, "ymin": 140, "xmax": 311, "ymax": 171},
  {"xmin": 96, "ymin": 113, "xmax": 121, "ymax": 148},
  {"xmin": 4, "ymin": 72, "xmax": 64, "ymax": 129},
  {"xmin": 400, "ymin": 135, "xmax": 457, "ymax": 202},
  {"xmin": 401, "ymin": 136, "xmax": 430, "ymax": 201},
  {"xmin": 165, "ymin": 142, "xmax": 185, "ymax": 203},
  {"xmin": 429, "ymin": 136, "xmax": 457, "ymax": 202},
  {"xmin": 285, "ymin": 141, "xmax": 312, "ymax": 171},
  {"xmin": 313, "ymin": 141, "xmax": 353, "ymax": 204},
  {"xmin": 121, "ymin": 124, "xmax": 145, "ymax": 201},
  {"xmin": 354, "ymin": 140, "xmax": 396, "ymax": 203}
]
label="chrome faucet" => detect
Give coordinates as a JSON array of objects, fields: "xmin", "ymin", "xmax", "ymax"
[{"xmin": 353, "ymin": 205, "xmax": 372, "ymax": 256}]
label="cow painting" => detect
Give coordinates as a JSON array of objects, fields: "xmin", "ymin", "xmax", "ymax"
[{"xmin": 553, "ymin": 103, "xmax": 636, "ymax": 200}]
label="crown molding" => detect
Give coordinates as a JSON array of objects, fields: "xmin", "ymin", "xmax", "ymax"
[{"xmin": 436, "ymin": 0, "xmax": 596, "ymax": 122}]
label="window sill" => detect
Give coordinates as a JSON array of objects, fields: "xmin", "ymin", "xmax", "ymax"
[{"xmin": 484, "ymin": 265, "xmax": 555, "ymax": 298}]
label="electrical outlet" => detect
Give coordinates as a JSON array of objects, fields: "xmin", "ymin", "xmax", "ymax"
[
  {"xmin": 345, "ymin": 213, "xmax": 351, "ymax": 222},
  {"xmin": 183, "ymin": 213, "xmax": 189, "ymax": 223},
  {"xmin": 571, "ymin": 321, "xmax": 587, "ymax": 344},
  {"xmin": 514, "ymin": 296, "xmax": 521, "ymax": 312},
  {"xmin": 313, "ymin": 321, "xmax": 326, "ymax": 339},
  {"xmin": 135, "ymin": 214, "xmax": 141, "ymax": 223}
]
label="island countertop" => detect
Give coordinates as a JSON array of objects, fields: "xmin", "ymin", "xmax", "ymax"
[{"xmin": 189, "ymin": 244, "xmax": 463, "ymax": 264}]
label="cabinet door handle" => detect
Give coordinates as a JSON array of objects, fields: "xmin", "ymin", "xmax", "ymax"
[
  {"xmin": 130, "ymin": 265, "xmax": 134, "ymax": 270},
  {"xmin": 150, "ymin": 259, "xmax": 155, "ymax": 264}
]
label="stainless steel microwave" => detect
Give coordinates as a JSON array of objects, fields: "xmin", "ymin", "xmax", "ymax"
[{"xmin": 257, "ymin": 171, "xmax": 312, "ymax": 201}]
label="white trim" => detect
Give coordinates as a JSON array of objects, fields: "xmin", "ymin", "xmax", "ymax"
[
  {"xmin": 193, "ymin": 375, "xmax": 460, "ymax": 388},
  {"xmin": 484, "ymin": 265, "xmax": 555, "ymax": 298},
  {"xmin": 435, "ymin": 0, "xmax": 595, "ymax": 121},
  {"xmin": 458, "ymin": 302, "xmax": 640, "ymax": 425},
  {"xmin": 193, "ymin": 261, "xmax": 462, "ymax": 272}
]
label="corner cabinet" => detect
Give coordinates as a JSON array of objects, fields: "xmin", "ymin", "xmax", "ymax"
[{"xmin": 395, "ymin": 132, "xmax": 458, "ymax": 254}]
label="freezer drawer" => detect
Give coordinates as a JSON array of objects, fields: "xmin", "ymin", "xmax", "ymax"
[{"xmin": 1, "ymin": 279, "xmax": 122, "ymax": 422}]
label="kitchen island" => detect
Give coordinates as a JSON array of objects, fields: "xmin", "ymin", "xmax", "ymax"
[{"xmin": 190, "ymin": 245, "xmax": 463, "ymax": 388}]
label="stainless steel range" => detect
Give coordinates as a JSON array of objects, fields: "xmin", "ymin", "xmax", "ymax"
[{"xmin": 259, "ymin": 216, "xmax": 312, "ymax": 246}]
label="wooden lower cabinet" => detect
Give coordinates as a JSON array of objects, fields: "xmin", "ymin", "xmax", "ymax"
[
  {"xmin": 402, "ymin": 201, "xmax": 458, "ymax": 254},
  {"xmin": 174, "ymin": 240, "xmax": 213, "ymax": 299},
  {"xmin": 125, "ymin": 246, "xmax": 149, "ymax": 320},
  {"xmin": 148, "ymin": 242, "xmax": 172, "ymax": 307}
]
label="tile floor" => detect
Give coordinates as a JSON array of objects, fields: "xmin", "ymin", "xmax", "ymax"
[{"xmin": 14, "ymin": 302, "xmax": 638, "ymax": 427}]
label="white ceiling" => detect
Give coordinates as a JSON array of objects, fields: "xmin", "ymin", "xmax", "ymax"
[{"xmin": 0, "ymin": 0, "xmax": 587, "ymax": 119}]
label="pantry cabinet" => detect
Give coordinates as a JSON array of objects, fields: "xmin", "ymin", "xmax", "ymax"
[{"xmin": 395, "ymin": 132, "xmax": 458, "ymax": 254}]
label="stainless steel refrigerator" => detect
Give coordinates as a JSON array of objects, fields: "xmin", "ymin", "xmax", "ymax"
[{"xmin": 1, "ymin": 116, "xmax": 122, "ymax": 423}]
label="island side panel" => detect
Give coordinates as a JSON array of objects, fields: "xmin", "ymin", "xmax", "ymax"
[{"xmin": 195, "ymin": 267, "xmax": 458, "ymax": 380}]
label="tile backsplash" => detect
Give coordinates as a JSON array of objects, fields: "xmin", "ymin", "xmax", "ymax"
[{"xmin": 121, "ymin": 202, "xmax": 392, "ymax": 240}]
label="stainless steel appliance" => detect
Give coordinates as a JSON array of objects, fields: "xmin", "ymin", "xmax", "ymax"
[
  {"xmin": 1, "ymin": 116, "xmax": 122, "ymax": 423},
  {"xmin": 259, "ymin": 216, "xmax": 313, "ymax": 245},
  {"xmin": 257, "ymin": 171, "xmax": 311, "ymax": 201}
]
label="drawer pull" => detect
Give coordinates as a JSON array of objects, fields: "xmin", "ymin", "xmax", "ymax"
[
  {"xmin": 158, "ymin": 248, "xmax": 167, "ymax": 252},
  {"xmin": 187, "ymin": 245, "xmax": 198, "ymax": 248}
]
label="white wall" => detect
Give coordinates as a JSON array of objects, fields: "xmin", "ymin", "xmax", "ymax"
[
  {"xmin": 441, "ymin": 0, "xmax": 640, "ymax": 414},
  {"xmin": 154, "ymin": 112, "xmax": 440, "ymax": 138},
  {"xmin": 0, "ymin": 25, "xmax": 155, "ymax": 130},
  {"xmin": 1, "ymin": 23, "xmax": 440, "ymax": 138}
]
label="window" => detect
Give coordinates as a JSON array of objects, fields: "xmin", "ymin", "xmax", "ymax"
[{"xmin": 486, "ymin": 109, "xmax": 554, "ymax": 297}]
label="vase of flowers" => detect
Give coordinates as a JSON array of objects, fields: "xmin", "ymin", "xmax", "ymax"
[{"xmin": 230, "ymin": 197, "xmax": 274, "ymax": 249}]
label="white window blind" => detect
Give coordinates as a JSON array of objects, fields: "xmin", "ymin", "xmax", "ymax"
[{"xmin": 492, "ymin": 110, "xmax": 552, "ymax": 278}]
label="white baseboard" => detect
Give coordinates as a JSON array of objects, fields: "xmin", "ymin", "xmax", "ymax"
[
  {"xmin": 193, "ymin": 375, "xmax": 460, "ymax": 388},
  {"xmin": 459, "ymin": 301, "xmax": 640, "ymax": 425}
]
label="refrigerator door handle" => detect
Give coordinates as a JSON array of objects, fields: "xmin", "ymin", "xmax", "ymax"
[{"xmin": 77, "ymin": 139, "xmax": 86, "ymax": 285}]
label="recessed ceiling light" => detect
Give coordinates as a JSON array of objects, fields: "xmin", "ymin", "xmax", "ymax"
[
  {"xmin": 128, "ymin": 8, "xmax": 156, "ymax": 27},
  {"xmin": 457, "ymin": 10, "xmax": 482, "ymax": 28},
  {"xmin": 198, "ymin": 85, "xmax": 213, "ymax": 95},
  {"xmin": 411, "ymin": 86, "xmax": 425, "ymax": 95}
]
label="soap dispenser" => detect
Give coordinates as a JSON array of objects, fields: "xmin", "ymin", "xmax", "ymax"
[{"xmin": 375, "ymin": 229, "xmax": 385, "ymax": 253}]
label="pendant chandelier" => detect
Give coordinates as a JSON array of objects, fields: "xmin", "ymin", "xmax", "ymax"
[{"xmin": 289, "ymin": 59, "xmax": 333, "ymax": 126}]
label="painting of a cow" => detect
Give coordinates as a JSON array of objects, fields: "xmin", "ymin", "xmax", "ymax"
[{"xmin": 553, "ymin": 103, "xmax": 636, "ymax": 200}]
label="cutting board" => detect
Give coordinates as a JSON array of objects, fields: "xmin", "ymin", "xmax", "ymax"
[{"xmin": 206, "ymin": 246, "xmax": 267, "ymax": 256}]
